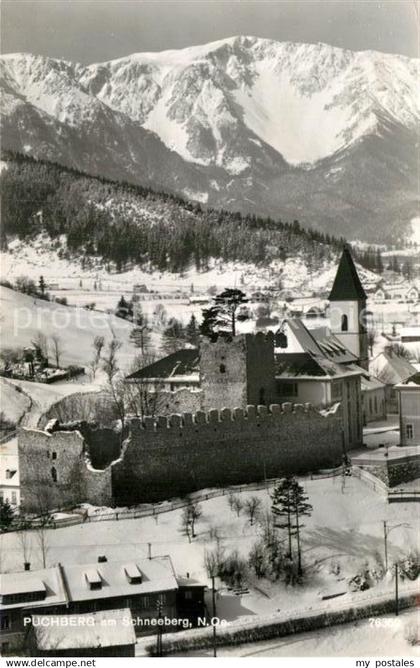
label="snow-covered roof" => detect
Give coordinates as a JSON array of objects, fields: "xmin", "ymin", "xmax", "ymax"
[
  {"xmin": 400, "ymin": 326, "xmax": 420, "ymax": 338},
  {"xmin": 361, "ymin": 375, "xmax": 386, "ymax": 392},
  {"xmin": 0, "ymin": 567, "xmax": 67, "ymax": 610},
  {"xmin": 64, "ymin": 556, "xmax": 178, "ymax": 603},
  {"xmin": 32, "ymin": 609, "xmax": 136, "ymax": 651},
  {"xmin": 126, "ymin": 349, "xmax": 199, "ymax": 381}
]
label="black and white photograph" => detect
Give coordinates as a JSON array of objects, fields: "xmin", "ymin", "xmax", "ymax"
[{"xmin": 0, "ymin": 0, "xmax": 419, "ymax": 664}]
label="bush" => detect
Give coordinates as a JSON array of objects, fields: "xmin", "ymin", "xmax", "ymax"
[{"xmin": 55, "ymin": 296, "xmax": 68, "ymax": 305}]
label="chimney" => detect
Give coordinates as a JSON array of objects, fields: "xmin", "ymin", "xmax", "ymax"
[
  {"xmin": 98, "ymin": 555, "xmax": 107, "ymax": 563},
  {"xmin": 24, "ymin": 562, "xmax": 31, "ymax": 571}
]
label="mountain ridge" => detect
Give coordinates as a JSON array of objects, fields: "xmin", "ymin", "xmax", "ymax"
[{"xmin": 1, "ymin": 36, "xmax": 418, "ymax": 241}]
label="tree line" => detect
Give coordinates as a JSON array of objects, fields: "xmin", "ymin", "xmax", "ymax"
[{"xmin": 1, "ymin": 152, "xmax": 357, "ymax": 274}]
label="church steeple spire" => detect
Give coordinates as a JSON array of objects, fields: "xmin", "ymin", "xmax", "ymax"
[
  {"xmin": 328, "ymin": 245, "xmax": 367, "ymax": 301},
  {"xmin": 328, "ymin": 244, "xmax": 368, "ymax": 370}
]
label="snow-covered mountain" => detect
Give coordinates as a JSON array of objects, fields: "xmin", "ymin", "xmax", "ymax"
[{"xmin": 1, "ymin": 36, "xmax": 419, "ymax": 240}]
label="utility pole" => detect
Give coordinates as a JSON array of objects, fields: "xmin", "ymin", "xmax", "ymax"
[
  {"xmin": 211, "ymin": 575, "xmax": 217, "ymax": 657},
  {"xmin": 148, "ymin": 542, "xmax": 152, "ymax": 560},
  {"xmin": 395, "ymin": 563, "xmax": 399, "ymax": 616},
  {"xmin": 156, "ymin": 599, "xmax": 163, "ymax": 656},
  {"xmin": 383, "ymin": 520, "xmax": 388, "ymax": 571}
]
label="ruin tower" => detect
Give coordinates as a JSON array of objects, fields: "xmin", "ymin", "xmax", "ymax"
[
  {"xmin": 328, "ymin": 245, "xmax": 369, "ymax": 370},
  {"xmin": 200, "ymin": 332, "xmax": 276, "ymax": 411}
]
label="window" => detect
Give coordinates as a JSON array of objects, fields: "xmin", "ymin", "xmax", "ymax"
[
  {"xmin": 0, "ymin": 616, "xmax": 10, "ymax": 630},
  {"xmin": 5, "ymin": 470, "xmax": 11, "ymax": 480},
  {"xmin": 277, "ymin": 382, "xmax": 298, "ymax": 397},
  {"xmin": 341, "ymin": 314, "xmax": 348, "ymax": 332},
  {"xmin": 51, "ymin": 452, "xmax": 57, "ymax": 460},
  {"xmin": 406, "ymin": 424, "xmax": 414, "ymax": 440},
  {"xmin": 11, "ymin": 492, "xmax": 17, "ymax": 505},
  {"xmin": 184, "ymin": 591, "xmax": 193, "ymax": 600},
  {"xmin": 0, "ymin": 491, "xmax": 3, "ymax": 502},
  {"xmin": 219, "ymin": 364, "xmax": 226, "ymax": 374},
  {"xmin": 51, "ymin": 466, "xmax": 57, "ymax": 482},
  {"xmin": 331, "ymin": 382, "xmax": 342, "ymax": 400},
  {"xmin": 141, "ymin": 596, "xmax": 151, "ymax": 609}
]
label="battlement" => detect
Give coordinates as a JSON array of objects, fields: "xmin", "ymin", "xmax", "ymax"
[
  {"xmin": 202, "ymin": 331, "xmax": 274, "ymax": 346},
  {"xmin": 127, "ymin": 401, "xmax": 334, "ymax": 433}
]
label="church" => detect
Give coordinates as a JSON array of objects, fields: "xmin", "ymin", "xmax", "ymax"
[{"xmin": 127, "ymin": 246, "xmax": 369, "ymax": 450}]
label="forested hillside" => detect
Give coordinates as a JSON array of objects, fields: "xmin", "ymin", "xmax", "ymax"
[{"xmin": 1, "ymin": 152, "xmax": 357, "ymax": 274}]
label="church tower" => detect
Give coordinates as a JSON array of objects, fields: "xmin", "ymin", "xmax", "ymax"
[{"xmin": 328, "ymin": 245, "xmax": 369, "ymax": 370}]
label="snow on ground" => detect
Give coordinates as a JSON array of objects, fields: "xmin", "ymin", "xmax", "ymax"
[
  {"xmin": 0, "ymin": 286, "xmax": 138, "ymax": 372},
  {"xmin": 1, "ymin": 476, "xmax": 418, "ymax": 622},
  {"xmin": 0, "ymin": 378, "xmax": 31, "ymax": 424},
  {"xmin": 184, "ymin": 609, "xmax": 419, "ymax": 657}
]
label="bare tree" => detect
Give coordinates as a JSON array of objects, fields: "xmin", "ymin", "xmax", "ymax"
[
  {"xmin": 180, "ymin": 501, "xmax": 202, "ymax": 541},
  {"xmin": 101, "ymin": 336, "xmax": 126, "ymax": 439},
  {"xmin": 17, "ymin": 522, "xmax": 33, "ymax": 570},
  {"xmin": 89, "ymin": 335, "xmax": 105, "ymax": 379},
  {"xmin": 367, "ymin": 327, "xmax": 377, "ymax": 357},
  {"xmin": 50, "ymin": 334, "xmax": 64, "ymax": 368},
  {"xmin": 231, "ymin": 494, "xmax": 243, "ymax": 518},
  {"xmin": 180, "ymin": 506, "xmax": 192, "ymax": 543},
  {"xmin": 204, "ymin": 542, "xmax": 225, "ymax": 578},
  {"xmin": 244, "ymin": 496, "xmax": 262, "ymax": 526},
  {"xmin": 34, "ymin": 520, "xmax": 50, "ymax": 569}
]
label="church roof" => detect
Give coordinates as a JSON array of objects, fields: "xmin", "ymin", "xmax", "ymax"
[{"xmin": 328, "ymin": 246, "xmax": 367, "ymax": 301}]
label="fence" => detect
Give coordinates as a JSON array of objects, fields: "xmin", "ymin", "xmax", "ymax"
[
  {"xmin": 352, "ymin": 466, "xmax": 389, "ymax": 497},
  {"xmin": 353, "ymin": 466, "xmax": 420, "ymax": 502},
  {"xmin": 141, "ymin": 584, "xmax": 419, "ymax": 656}
]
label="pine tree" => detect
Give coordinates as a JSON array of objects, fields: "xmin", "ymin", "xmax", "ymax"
[
  {"xmin": 185, "ymin": 314, "xmax": 199, "ymax": 346},
  {"xmin": 291, "ymin": 479, "xmax": 313, "ymax": 576},
  {"xmin": 38, "ymin": 275, "xmax": 46, "ymax": 295},
  {"xmin": 214, "ymin": 288, "xmax": 249, "ymax": 336},
  {"xmin": 271, "ymin": 477, "xmax": 296, "ymax": 558},
  {"xmin": 0, "ymin": 498, "xmax": 15, "ymax": 529}
]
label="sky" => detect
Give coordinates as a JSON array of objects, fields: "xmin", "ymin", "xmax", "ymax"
[{"xmin": 1, "ymin": 0, "xmax": 419, "ymax": 64}]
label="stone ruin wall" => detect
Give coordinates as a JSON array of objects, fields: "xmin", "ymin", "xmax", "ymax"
[
  {"xmin": 111, "ymin": 402, "xmax": 343, "ymax": 504},
  {"xmin": 18, "ymin": 427, "xmax": 113, "ymax": 512},
  {"xmin": 19, "ymin": 403, "xmax": 343, "ymax": 510}
]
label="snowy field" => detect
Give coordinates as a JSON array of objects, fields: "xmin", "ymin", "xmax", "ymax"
[
  {"xmin": 1, "ymin": 476, "xmax": 418, "ymax": 622},
  {"xmin": 0, "ymin": 286, "xmax": 139, "ymax": 372}
]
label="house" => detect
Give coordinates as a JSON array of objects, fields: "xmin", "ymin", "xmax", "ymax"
[
  {"xmin": 396, "ymin": 380, "xmax": 420, "ymax": 446},
  {"xmin": 361, "ymin": 375, "xmax": 387, "ymax": 424},
  {"xmin": 370, "ymin": 352, "xmax": 419, "ymax": 413},
  {"xmin": 275, "ymin": 318, "xmax": 364, "ymax": 449},
  {"xmin": 126, "ymin": 349, "xmax": 200, "ymax": 392},
  {"xmin": 0, "ymin": 556, "xmax": 206, "ymax": 654},
  {"xmin": 29, "ymin": 609, "xmax": 136, "ymax": 657},
  {"xmin": 0, "ymin": 436, "xmax": 19, "ymax": 508},
  {"xmin": 0, "ymin": 566, "xmax": 68, "ymax": 655},
  {"xmin": 373, "ymin": 282, "xmax": 419, "ymax": 303}
]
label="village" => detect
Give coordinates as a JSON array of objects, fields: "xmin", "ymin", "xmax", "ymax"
[{"xmin": 0, "ymin": 246, "xmax": 419, "ymax": 657}]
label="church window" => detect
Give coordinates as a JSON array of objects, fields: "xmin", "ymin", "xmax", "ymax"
[
  {"xmin": 276, "ymin": 332, "xmax": 288, "ymax": 349},
  {"xmin": 341, "ymin": 314, "xmax": 348, "ymax": 332}
]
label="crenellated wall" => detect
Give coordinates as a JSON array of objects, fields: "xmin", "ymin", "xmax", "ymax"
[
  {"xmin": 111, "ymin": 402, "xmax": 343, "ymax": 504},
  {"xmin": 19, "ymin": 402, "xmax": 343, "ymax": 509}
]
